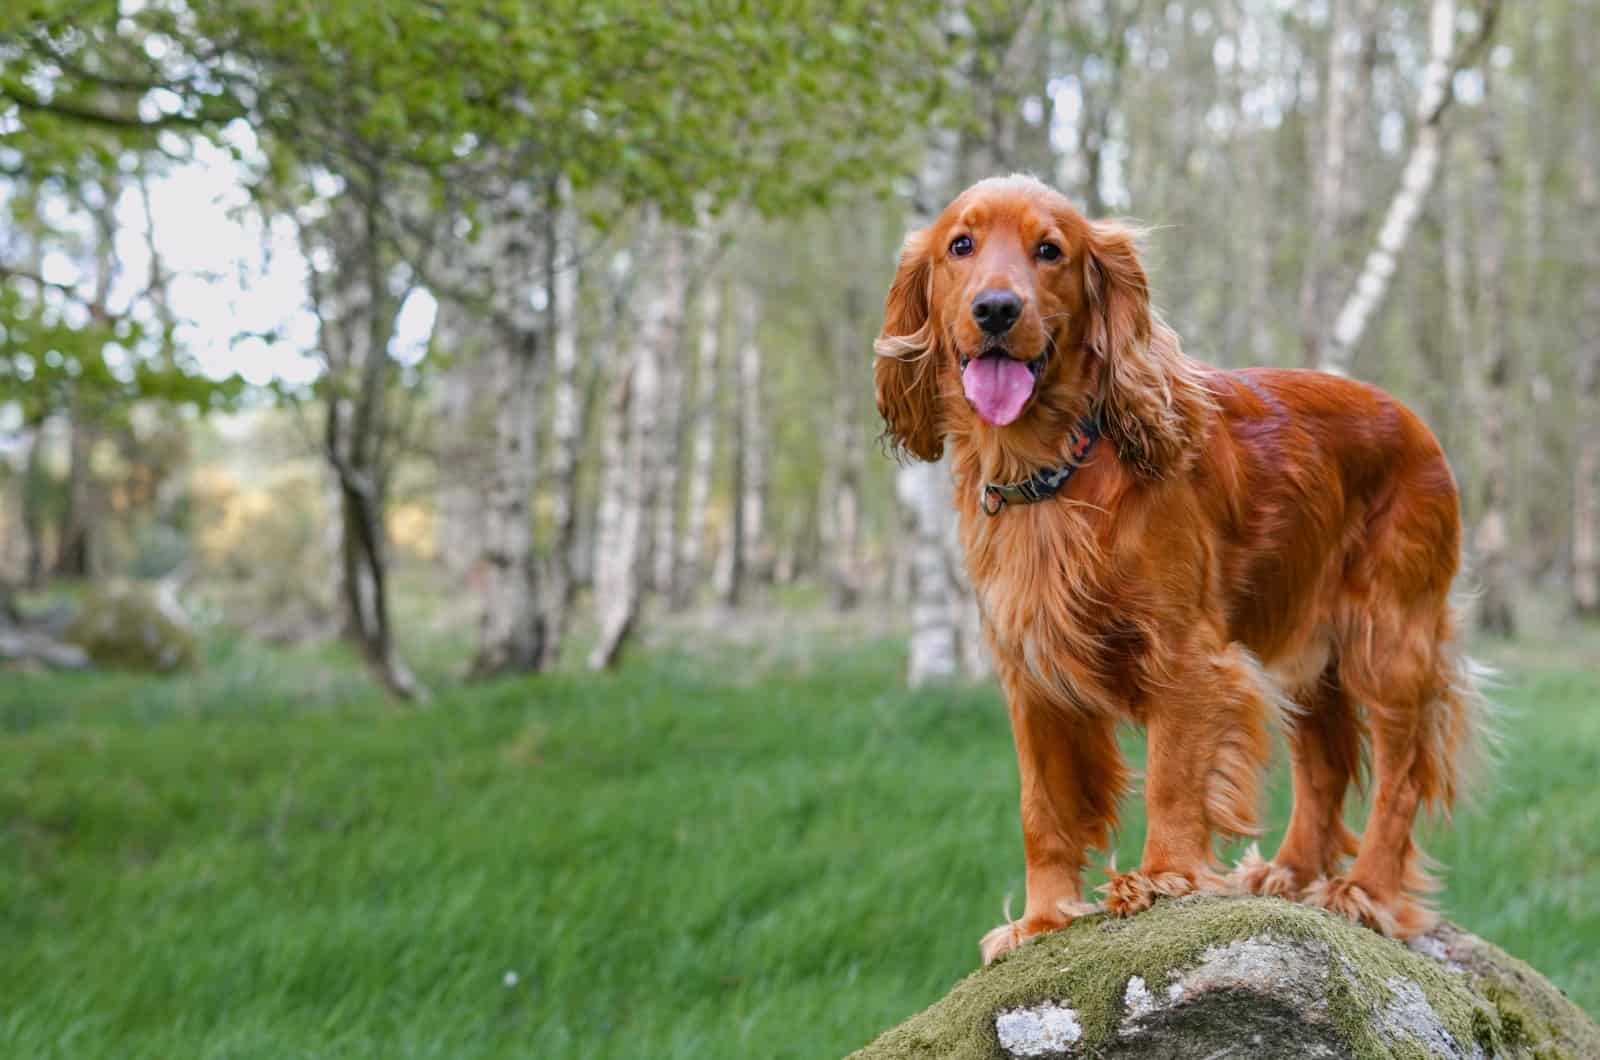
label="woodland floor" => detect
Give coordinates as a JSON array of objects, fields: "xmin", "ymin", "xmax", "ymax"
[{"xmin": 1, "ymin": 591, "xmax": 1597, "ymax": 1058}]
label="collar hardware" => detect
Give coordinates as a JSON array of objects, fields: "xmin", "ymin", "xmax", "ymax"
[{"xmin": 980, "ymin": 415, "xmax": 1101, "ymax": 517}]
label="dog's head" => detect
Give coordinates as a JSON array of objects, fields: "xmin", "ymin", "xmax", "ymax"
[{"xmin": 874, "ymin": 174, "xmax": 1198, "ymax": 474}]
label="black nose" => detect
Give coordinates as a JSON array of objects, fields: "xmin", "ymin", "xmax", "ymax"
[{"xmin": 972, "ymin": 289, "xmax": 1022, "ymax": 335}]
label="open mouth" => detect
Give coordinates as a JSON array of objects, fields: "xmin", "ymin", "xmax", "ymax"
[{"xmin": 959, "ymin": 348, "xmax": 1048, "ymax": 426}]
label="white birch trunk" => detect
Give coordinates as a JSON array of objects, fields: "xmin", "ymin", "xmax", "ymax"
[
  {"xmin": 650, "ymin": 297, "xmax": 687, "ymax": 599},
  {"xmin": 736, "ymin": 286, "xmax": 768, "ymax": 584},
  {"xmin": 1322, "ymin": 0, "xmax": 1459, "ymax": 375},
  {"xmin": 589, "ymin": 231, "xmax": 687, "ymax": 670},
  {"xmin": 469, "ymin": 332, "xmax": 543, "ymax": 674},
  {"xmin": 542, "ymin": 186, "xmax": 584, "ymax": 666},
  {"xmin": 677, "ymin": 274, "xmax": 723, "ymax": 609},
  {"xmin": 897, "ymin": 458, "xmax": 959, "ymax": 686},
  {"xmin": 1298, "ymin": 0, "xmax": 1358, "ymax": 367},
  {"xmin": 589, "ymin": 362, "xmax": 634, "ymax": 657},
  {"xmin": 888, "ymin": 121, "xmax": 980, "ymax": 687},
  {"xmin": 459, "ymin": 182, "xmax": 547, "ymax": 677}
]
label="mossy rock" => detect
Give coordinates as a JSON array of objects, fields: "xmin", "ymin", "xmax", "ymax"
[
  {"xmin": 851, "ymin": 896, "xmax": 1600, "ymax": 1059},
  {"xmin": 66, "ymin": 582, "xmax": 197, "ymax": 674}
]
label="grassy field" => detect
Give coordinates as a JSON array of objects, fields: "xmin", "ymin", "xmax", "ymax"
[{"xmin": 2, "ymin": 606, "xmax": 1597, "ymax": 1058}]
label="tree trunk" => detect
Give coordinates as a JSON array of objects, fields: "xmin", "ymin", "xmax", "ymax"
[
  {"xmin": 1468, "ymin": 82, "xmax": 1515, "ymax": 637},
  {"xmin": 1298, "ymin": 0, "xmax": 1358, "ymax": 367},
  {"xmin": 468, "ymin": 329, "xmax": 544, "ymax": 676},
  {"xmin": 589, "ymin": 361, "xmax": 634, "ymax": 653},
  {"xmin": 307, "ymin": 186, "xmax": 426, "ymax": 701},
  {"xmin": 735, "ymin": 285, "xmax": 768, "ymax": 588},
  {"xmin": 541, "ymin": 185, "xmax": 584, "ymax": 666},
  {"xmin": 676, "ymin": 272, "xmax": 724, "ymax": 610},
  {"xmin": 21, "ymin": 423, "xmax": 47, "ymax": 587},
  {"xmin": 589, "ymin": 230, "xmax": 687, "ymax": 670},
  {"xmin": 897, "ymin": 458, "xmax": 959, "ymax": 686},
  {"xmin": 1321, "ymin": 0, "xmax": 1499, "ymax": 375},
  {"xmin": 1438, "ymin": 148, "xmax": 1474, "ymax": 458},
  {"xmin": 1575, "ymin": 49, "xmax": 1600, "ymax": 618},
  {"xmin": 424, "ymin": 177, "xmax": 548, "ymax": 680},
  {"xmin": 650, "ymin": 290, "xmax": 687, "ymax": 600},
  {"xmin": 823, "ymin": 298, "xmax": 866, "ymax": 611},
  {"xmin": 55, "ymin": 404, "xmax": 94, "ymax": 578}
]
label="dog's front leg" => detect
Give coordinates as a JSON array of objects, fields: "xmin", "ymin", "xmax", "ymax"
[
  {"xmin": 1102, "ymin": 642, "xmax": 1274, "ymax": 916},
  {"xmin": 982, "ymin": 679, "xmax": 1126, "ymax": 964}
]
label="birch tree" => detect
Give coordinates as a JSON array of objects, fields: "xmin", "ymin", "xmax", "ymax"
[
  {"xmin": 541, "ymin": 185, "xmax": 585, "ymax": 666},
  {"xmin": 1321, "ymin": 0, "xmax": 1503, "ymax": 375},
  {"xmin": 736, "ymin": 285, "xmax": 769, "ymax": 586},
  {"xmin": 424, "ymin": 179, "xmax": 551, "ymax": 679},
  {"xmin": 588, "ymin": 345, "xmax": 636, "ymax": 663},
  {"xmin": 677, "ymin": 271, "xmax": 725, "ymax": 610},
  {"xmin": 589, "ymin": 230, "xmax": 688, "ymax": 670},
  {"xmin": 651, "ymin": 293, "xmax": 688, "ymax": 599},
  {"xmin": 1298, "ymin": 0, "xmax": 1361, "ymax": 367}
]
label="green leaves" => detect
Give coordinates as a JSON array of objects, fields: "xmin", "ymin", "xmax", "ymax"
[{"xmin": 2, "ymin": 0, "xmax": 955, "ymax": 431}]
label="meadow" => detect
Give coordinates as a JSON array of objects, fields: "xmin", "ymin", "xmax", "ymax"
[{"xmin": 2, "ymin": 603, "xmax": 1597, "ymax": 1058}]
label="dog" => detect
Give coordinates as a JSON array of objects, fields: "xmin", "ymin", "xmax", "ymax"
[{"xmin": 873, "ymin": 174, "xmax": 1486, "ymax": 963}]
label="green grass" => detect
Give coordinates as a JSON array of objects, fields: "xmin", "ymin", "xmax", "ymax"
[{"xmin": 1, "ymin": 614, "xmax": 1597, "ymax": 1058}]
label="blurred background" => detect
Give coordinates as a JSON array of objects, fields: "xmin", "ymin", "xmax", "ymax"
[{"xmin": 1, "ymin": 1, "xmax": 1596, "ymax": 1057}]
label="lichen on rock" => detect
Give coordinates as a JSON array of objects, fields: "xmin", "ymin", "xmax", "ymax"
[{"xmin": 849, "ymin": 896, "xmax": 1600, "ymax": 1059}]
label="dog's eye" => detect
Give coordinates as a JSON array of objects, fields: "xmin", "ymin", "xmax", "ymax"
[
  {"xmin": 1035, "ymin": 241, "xmax": 1062, "ymax": 262},
  {"xmin": 949, "ymin": 234, "xmax": 974, "ymax": 257}
]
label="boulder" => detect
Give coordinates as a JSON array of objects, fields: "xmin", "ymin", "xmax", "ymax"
[
  {"xmin": 65, "ymin": 581, "xmax": 197, "ymax": 673},
  {"xmin": 0, "ymin": 626, "xmax": 90, "ymax": 669},
  {"xmin": 851, "ymin": 896, "xmax": 1599, "ymax": 1059}
]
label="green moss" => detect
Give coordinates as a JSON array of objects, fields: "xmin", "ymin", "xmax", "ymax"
[
  {"xmin": 850, "ymin": 896, "xmax": 1600, "ymax": 1059},
  {"xmin": 65, "ymin": 583, "xmax": 196, "ymax": 673}
]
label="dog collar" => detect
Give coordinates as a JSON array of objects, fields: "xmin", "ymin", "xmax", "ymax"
[{"xmin": 980, "ymin": 416, "xmax": 1102, "ymax": 516}]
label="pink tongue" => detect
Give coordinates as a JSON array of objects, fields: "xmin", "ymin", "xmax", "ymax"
[{"xmin": 961, "ymin": 355, "xmax": 1036, "ymax": 425}]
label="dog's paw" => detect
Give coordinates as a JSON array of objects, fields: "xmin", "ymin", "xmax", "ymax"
[
  {"xmin": 1098, "ymin": 868, "xmax": 1211, "ymax": 917},
  {"xmin": 979, "ymin": 920, "xmax": 1028, "ymax": 964},
  {"xmin": 1228, "ymin": 843, "xmax": 1307, "ymax": 899},
  {"xmin": 1303, "ymin": 875, "xmax": 1436, "ymax": 939},
  {"xmin": 978, "ymin": 899, "xmax": 1097, "ymax": 965}
]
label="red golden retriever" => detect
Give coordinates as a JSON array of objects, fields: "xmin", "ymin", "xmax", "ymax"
[{"xmin": 873, "ymin": 175, "xmax": 1486, "ymax": 964}]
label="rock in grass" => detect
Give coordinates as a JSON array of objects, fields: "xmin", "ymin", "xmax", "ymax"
[
  {"xmin": 66, "ymin": 581, "xmax": 197, "ymax": 673},
  {"xmin": 850, "ymin": 896, "xmax": 1600, "ymax": 1059}
]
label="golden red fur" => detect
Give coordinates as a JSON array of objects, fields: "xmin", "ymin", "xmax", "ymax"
[{"xmin": 873, "ymin": 175, "xmax": 1486, "ymax": 963}]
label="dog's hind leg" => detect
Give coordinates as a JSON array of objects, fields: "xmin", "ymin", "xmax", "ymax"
[
  {"xmin": 1304, "ymin": 600, "xmax": 1476, "ymax": 937},
  {"xmin": 1232, "ymin": 661, "xmax": 1362, "ymax": 898},
  {"xmin": 1103, "ymin": 641, "xmax": 1274, "ymax": 917}
]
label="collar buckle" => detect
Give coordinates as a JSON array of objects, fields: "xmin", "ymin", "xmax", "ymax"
[{"xmin": 977, "ymin": 414, "xmax": 1102, "ymax": 516}]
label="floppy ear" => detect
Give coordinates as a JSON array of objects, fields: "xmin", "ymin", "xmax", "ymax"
[
  {"xmin": 873, "ymin": 228, "xmax": 945, "ymax": 462},
  {"xmin": 1083, "ymin": 220, "xmax": 1209, "ymax": 476}
]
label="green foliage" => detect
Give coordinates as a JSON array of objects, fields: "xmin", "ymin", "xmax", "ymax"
[
  {"xmin": 0, "ymin": 617, "xmax": 1596, "ymax": 1057},
  {"xmin": 3, "ymin": 1, "xmax": 948, "ymax": 439}
]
